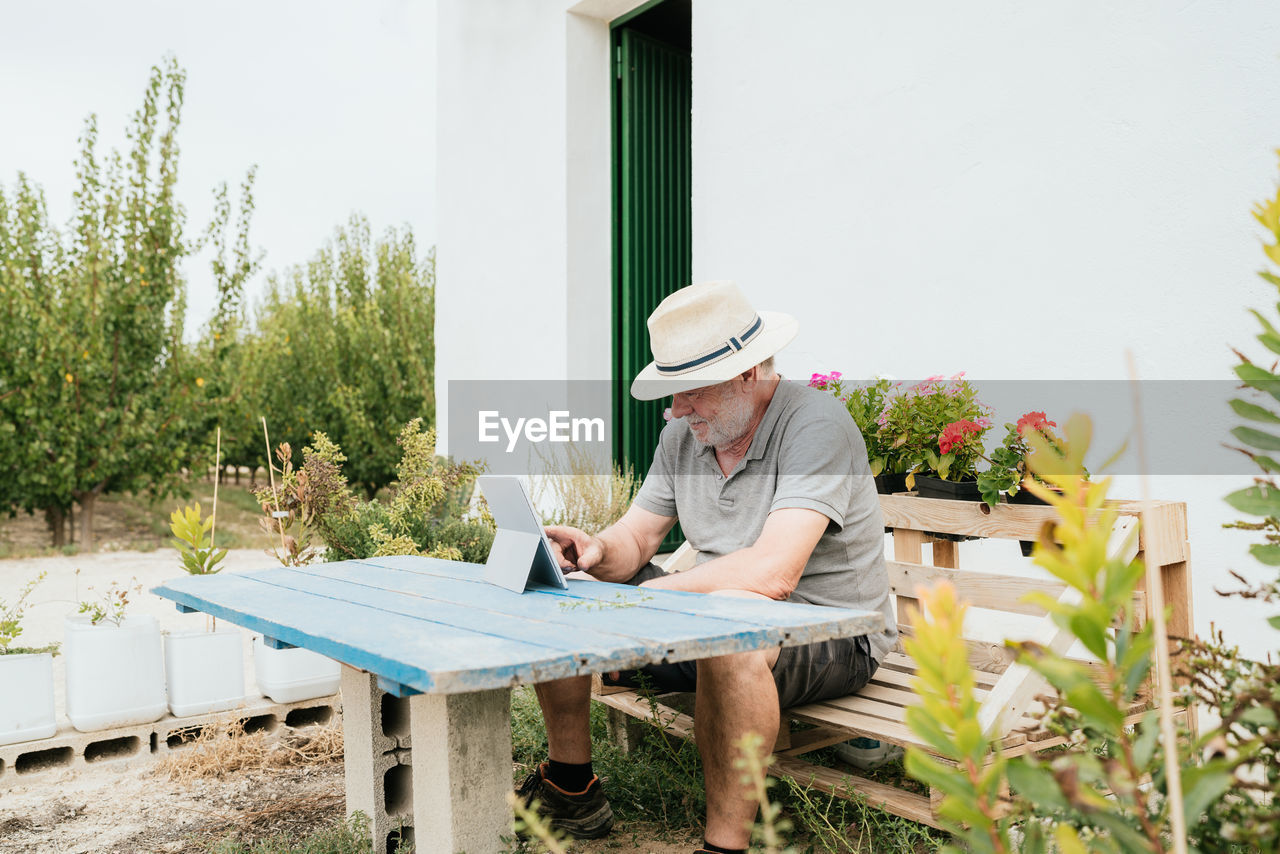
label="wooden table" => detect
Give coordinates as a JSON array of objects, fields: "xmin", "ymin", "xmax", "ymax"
[{"xmin": 153, "ymin": 555, "xmax": 883, "ymax": 854}]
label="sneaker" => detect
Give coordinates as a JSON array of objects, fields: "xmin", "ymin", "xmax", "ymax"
[
  {"xmin": 833, "ymin": 737, "xmax": 904, "ymax": 771},
  {"xmin": 515, "ymin": 762, "xmax": 614, "ymax": 839}
]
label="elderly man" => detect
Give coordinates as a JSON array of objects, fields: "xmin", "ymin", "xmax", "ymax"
[{"xmin": 521, "ymin": 281, "xmax": 897, "ymax": 854}]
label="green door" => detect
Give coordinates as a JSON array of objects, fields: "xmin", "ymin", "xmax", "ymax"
[{"xmin": 612, "ymin": 1, "xmax": 691, "ymax": 548}]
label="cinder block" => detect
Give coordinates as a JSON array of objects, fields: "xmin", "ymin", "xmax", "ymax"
[
  {"xmin": 340, "ymin": 666, "xmax": 413, "ymax": 854},
  {"xmin": 0, "ymin": 694, "xmax": 341, "ymax": 789},
  {"xmin": 410, "ymin": 688, "xmax": 512, "ymax": 854}
]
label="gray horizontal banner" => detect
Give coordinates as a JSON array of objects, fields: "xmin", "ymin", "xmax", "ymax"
[{"xmin": 447, "ymin": 379, "xmax": 1264, "ymax": 477}]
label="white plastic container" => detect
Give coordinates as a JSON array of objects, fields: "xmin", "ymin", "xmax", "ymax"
[
  {"xmin": 253, "ymin": 635, "xmax": 341, "ymax": 703},
  {"xmin": 64, "ymin": 615, "xmax": 167, "ymax": 732},
  {"xmin": 164, "ymin": 628, "xmax": 245, "ymax": 717},
  {"xmin": 0, "ymin": 652, "xmax": 57, "ymax": 746}
]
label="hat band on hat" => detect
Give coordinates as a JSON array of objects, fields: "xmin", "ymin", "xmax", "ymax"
[{"xmin": 654, "ymin": 314, "xmax": 763, "ymax": 376}]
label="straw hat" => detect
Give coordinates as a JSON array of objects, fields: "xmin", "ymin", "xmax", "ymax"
[{"xmin": 630, "ymin": 281, "xmax": 799, "ymax": 401}]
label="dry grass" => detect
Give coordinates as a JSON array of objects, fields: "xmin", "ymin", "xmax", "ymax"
[
  {"xmin": 157, "ymin": 718, "xmax": 344, "ymax": 784},
  {"xmin": 533, "ymin": 444, "xmax": 639, "ymax": 533}
]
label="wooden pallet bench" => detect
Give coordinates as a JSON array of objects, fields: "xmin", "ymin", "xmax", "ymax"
[{"xmin": 592, "ymin": 493, "xmax": 1193, "ymax": 828}]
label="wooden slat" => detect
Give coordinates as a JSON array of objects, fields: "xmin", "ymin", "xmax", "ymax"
[
  {"xmin": 773, "ymin": 757, "xmax": 938, "ymax": 827},
  {"xmin": 776, "ymin": 727, "xmax": 855, "ymax": 757},
  {"xmin": 893, "ymin": 625, "xmax": 1015, "ymax": 673},
  {"xmin": 892, "ymin": 528, "xmax": 926, "ymax": 630},
  {"xmin": 592, "ymin": 691, "xmax": 695, "ymax": 741},
  {"xmin": 887, "ymin": 561, "xmax": 1066, "ymax": 617},
  {"xmin": 879, "ymin": 495, "xmax": 1184, "ymax": 548}
]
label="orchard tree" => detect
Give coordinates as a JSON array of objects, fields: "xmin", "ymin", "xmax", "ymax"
[
  {"xmin": 1, "ymin": 58, "xmax": 215, "ymax": 550},
  {"xmin": 0, "ymin": 176, "xmax": 76, "ymax": 544},
  {"xmin": 246, "ymin": 215, "xmax": 436, "ymax": 496},
  {"xmin": 195, "ymin": 168, "xmax": 263, "ymax": 483}
]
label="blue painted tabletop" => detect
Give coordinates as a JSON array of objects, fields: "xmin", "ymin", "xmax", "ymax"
[{"xmin": 152, "ymin": 555, "xmax": 884, "ymax": 696}]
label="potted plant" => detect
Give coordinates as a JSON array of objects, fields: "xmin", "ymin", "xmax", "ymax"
[
  {"xmin": 0, "ymin": 572, "xmax": 58, "ymax": 746},
  {"xmin": 976, "ymin": 411, "xmax": 1077, "ymax": 554},
  {"xmin": 163, "ymin": 503, "xmax": 245, "ymax": 716},
  {"xmin": 809, "ymin": 373, "xmax": 913, "ymax": 493},
  {"xmin": 881, "ymin": 374, "xmax": 992, "ymax": 499},
  {"xmin": 65, "ymin": 576, "xmax": 167, "ymax": 732},
  {"xmin": 250, "ymin": 437, "xmax": 343, "ymax": 702}
]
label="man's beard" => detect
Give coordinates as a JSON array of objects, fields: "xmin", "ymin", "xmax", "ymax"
[{"xmin": 683, "ymin": 390, "xmax": 755, "ymax": 449}]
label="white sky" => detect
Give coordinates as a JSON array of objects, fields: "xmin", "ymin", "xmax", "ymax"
[{"xmin": 0, "ymin": 0, "xmax": 437, "ymax": 332}]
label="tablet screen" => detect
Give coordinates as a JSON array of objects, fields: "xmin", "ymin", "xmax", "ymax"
[{"xmin": 476, "ymin": 476, "xmax": 570, "ymax": 591}]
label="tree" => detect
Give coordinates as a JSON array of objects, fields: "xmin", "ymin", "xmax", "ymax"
[
  {"xmin": 244, "ymin": 215, "xmax": 436, "ymax": 496},
  {"xmin": 1, "ymin": 58, "xmax": 215, "ymax": 550}
]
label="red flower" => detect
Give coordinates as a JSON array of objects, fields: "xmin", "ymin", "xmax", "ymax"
[
  {"xmin": 938, "ymin": 419, "xmax": 983, "ymax": 454},
  {"xmin": 1017, "ymin": 411, "xmax": 1057, "ymax": 435}
]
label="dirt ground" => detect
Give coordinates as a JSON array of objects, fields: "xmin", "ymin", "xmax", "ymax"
[
  {"xmin": 0, "ymin": 752, "xmax": 697, "ymax": 854},
  {"xmin": 0, "ymin": 759, "xmax": 346, "ymax": 854}
]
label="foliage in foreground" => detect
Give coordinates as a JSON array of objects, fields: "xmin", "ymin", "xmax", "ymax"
[{"xmin": 254, "ymin": 419, "xmax": 492, "ymax": 566}]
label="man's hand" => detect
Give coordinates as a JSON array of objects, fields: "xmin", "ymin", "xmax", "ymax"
[{"xmin": 544, "ymin": 525, "xmax": 605, "ymax": 572}]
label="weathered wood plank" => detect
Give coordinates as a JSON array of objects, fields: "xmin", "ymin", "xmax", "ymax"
[
  {"xmin": 886, "ymin": 561, "xmax": 1066, "ymax": 617},
  {"xmin": 773, "ymin": 757, "xmax": 937, "ymax": 827},
  {"xmin": 154, "ymin": 560, "xmax": 883, "ymax": 696}
]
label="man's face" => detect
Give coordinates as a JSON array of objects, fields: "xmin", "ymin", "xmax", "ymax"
[{"xmin": 670, "ymin": 380, "xmax": 755, "ymax": 449}]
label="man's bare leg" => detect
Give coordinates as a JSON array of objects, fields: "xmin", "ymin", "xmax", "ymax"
[
  {"xmin": 533, "ymin": 675, "xmax": 593, "ymax": 763},
  {"xmin": 696, "ymin": 647, "xmax": 782, "ymax": 849}
]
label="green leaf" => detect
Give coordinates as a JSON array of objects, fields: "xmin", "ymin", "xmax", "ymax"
[
  {"xmin": 1069, "ymin": 613, "xmax": 1110, "ymax": 661},
  {"xmin": 1234, "ymin": 363, "xmax": 1280, "ymax": 401},
  {"xmin": 1182, "ymin": 762, "xmax": 1234, "ymax": 823},
  {"xmin": 1238, "ymin": 705, "xmax": 1279, "ymax": 728},
  {"xmin": 1229, "ymin": 397, "xmax": 1280, "ymax": 423},
  {"xmin": 1132, "ymin": 711, "xmax": 1160, "ymax": 770},
  {"xmin": 1064, "ymin": 681, "xmax": 1125, "ymax": 731},
  {"xmin": 1231, "ymin": 425, "xmax": 1280, "ymax": 451},
  {"xmin": 1224, "ymin": 484, "xmax": 1280, "ymax": 517},
  {"xmin": 1248, "ymin": 543, "xmax": 1280, "ymax": 565},
  {"xmin": 1270, "ymin": 615, "xmax": 1280, "ymax": 630},
  {"xmin": 1006, "ymin": 760, "xmax": 1068, "ymax": 810}
]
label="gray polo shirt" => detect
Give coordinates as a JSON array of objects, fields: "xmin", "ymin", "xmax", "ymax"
[{"xmin": 633, "ymin": 379, "xmax": 898, "ymax": 664}]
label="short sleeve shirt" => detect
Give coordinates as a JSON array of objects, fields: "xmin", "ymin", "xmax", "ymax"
[{"xmin": 633, "ymin": 379, "xmax": 899, "ymax": 663}]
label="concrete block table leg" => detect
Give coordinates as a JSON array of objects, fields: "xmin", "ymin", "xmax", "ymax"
[
  {"xmin": 410, "ymin": 687, "xmax": 513, "ymax": 854},
  {"xmin": 341, "ymin": 666, "xmax": 412, "ymax": 854}
]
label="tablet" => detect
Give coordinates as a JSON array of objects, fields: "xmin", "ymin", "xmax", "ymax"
[{"xmin": 476, "ymin": 475, "xmax": 570, "ymax": 592}]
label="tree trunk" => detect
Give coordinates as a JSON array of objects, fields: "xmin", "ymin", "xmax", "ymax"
[
  {"xmin": 45, "ymin": 506, "xmax": 66, "ymax": 548},
  {"xmin": 233, "ymin": 465, "xmax": 241, "ymax": 485},
  {"xmin": 74, "ymin": 488, "xmax": 101, "ymax": 553}
]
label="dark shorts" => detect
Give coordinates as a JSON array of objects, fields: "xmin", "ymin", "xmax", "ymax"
[{"xmin": 604, "ymin": 563, "xmax": 878, "ymax": 709}]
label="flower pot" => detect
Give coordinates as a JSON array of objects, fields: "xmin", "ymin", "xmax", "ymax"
[
  {"xmin": 64, "ymin": 615, "xmax": 167, "ymax": 733},
  {"xmin": 874, "ymin": 473, "xmax": 910, "ymax": 495},
  {"xmin": 164, "ymin": 628, "xmax": 245, "ymax": 717},
  {"xmin": 0, "ymin": 652, "xmax": 57, "ymax": 746},
  {"xmin": 913, "ymin": 475, "xmax": 982, "ymax": 542},
  {"xmin": 1010, "ymin": 487, "xmax": 1055, "ymax": 556},
  {"xmin": 253, "ymin": 635, "xmax": 341, "ymax": 703},
  {"xmin": 914, "ymin": 475, "xmax": 983, "ymax": 501}
]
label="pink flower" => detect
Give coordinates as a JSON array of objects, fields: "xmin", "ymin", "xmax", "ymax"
[
  {"xmin": 975, "ymin": 417, "xmax": 992, "ymax": 429},
  {"xmin": 950, "ymin": 371, "xmax": 966, "ymax": 380},
  {"xmin": 808, "ymin": 373, "xmax": 829, "ymax": 389},
  {"xmin": 663, "ymin": 407, "xmax": 673, "ymax": 422},
  {"xmin": 829, "ymin": 371, "xmax": 843, "ymax": 381}
]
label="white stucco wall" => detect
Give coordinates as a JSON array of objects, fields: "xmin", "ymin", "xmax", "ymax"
[{"xmin": 436, "ymin": 0, "xmax": 1280, "ymax": 656}]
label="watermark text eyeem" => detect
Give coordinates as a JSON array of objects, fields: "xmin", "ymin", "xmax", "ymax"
[{"xmin": 478, "ymin": 410, "xmax": 606, "ymax": 453}]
